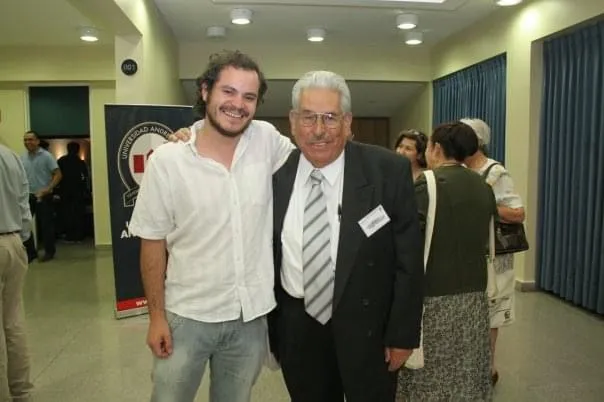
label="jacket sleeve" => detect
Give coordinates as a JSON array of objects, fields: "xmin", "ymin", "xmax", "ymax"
[{"xmin": 384, "ymin": 160, "xmax": 424, "ymax": 349}]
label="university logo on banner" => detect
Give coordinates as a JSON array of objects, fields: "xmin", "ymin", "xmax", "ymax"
[
  {"xmin": 118, "ymin": 122, "xmax": 172, "ymax": 207},
  {"xmin": 105, "ymin": 104, "xmax": 193, "ymax": 319}
]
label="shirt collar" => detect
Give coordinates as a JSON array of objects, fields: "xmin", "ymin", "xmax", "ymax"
[
  {"xmin": 299, "ymin": 150, "xmax": 345, "ymax": 187},
  {"xmin": 28, "ymin": 148, "xmax": 44, "ymax": 157},
  {"xmin": 186, "ymin": 119, "xmax": 251, "ymax": 156}
]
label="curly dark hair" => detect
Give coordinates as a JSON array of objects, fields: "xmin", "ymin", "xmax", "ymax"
[{"xmin": 193, "ymin": 50, "xmax": 267, "ymax": 119}]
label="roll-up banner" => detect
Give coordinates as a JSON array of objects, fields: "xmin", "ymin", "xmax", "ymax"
[{"xmin": 105, "ymin": 104, "xmax": 193, "ymax": 318}]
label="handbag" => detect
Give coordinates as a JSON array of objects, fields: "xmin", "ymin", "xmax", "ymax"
[
  {"xmin": 405, "ymin": 170, "xmax": 437, "ymax": 370},
  {"xmin": 482, "ymin": 163, "xmax": 529, "ymax": 255}
]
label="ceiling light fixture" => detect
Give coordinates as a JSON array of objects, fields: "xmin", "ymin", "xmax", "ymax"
[
  {"xmin": 307, "ymin": 28, "xmax": 325, "ymax": 42},
  {"xmin": 495, "ymin": 0, "xmax": 523, "ymax": 6},
  {"xmin": 79, "ymin": 27, "xmax": 99, "ymax": 42},
  {"xmin": 405, "ymin": 31, "xmax": 423, "ymax": 46},
  {"xmin": 230, "ymin": 8, "xmax": 252, "ymax": 25},
  {"xmin": 397, "ymin": 13, "xmax": 418, "ymax": 30},
  {"xmin": 206, "ymin": 26, "xmax": 226, "ymax": 38}
]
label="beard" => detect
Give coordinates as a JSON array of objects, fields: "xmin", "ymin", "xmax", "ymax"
[{"xmin": 205, "ymin": 105, "xmax": 252, "ymax": 138}]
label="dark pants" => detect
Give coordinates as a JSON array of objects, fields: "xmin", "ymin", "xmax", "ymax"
[
  {"xmin": 60, "ymin": 193, "xmax": 85, "ymax": 241},
  {"xmin": 23, "ymin": 194, "xmax": 55, "ymax": 260},
  {"xmin": 275, "ymin": 292, "xmax": 396, "ymax": 402}
]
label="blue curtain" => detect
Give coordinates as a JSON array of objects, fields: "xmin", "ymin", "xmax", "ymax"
[
  {"xmin": 538, "ymin": 21, "xmax": 604, "ymax": 315},
  {"xmin": 433, "ymin": 54, "xmax": 507, "ymax": 163}
]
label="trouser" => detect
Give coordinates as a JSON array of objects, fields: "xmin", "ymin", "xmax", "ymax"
[
  {"xmin": 150, "ymin": 311, "xmax": 267, "ymax": 402},
  {"xmin": 0, "ymin": 233, "xmax": 33, "ymax": 402},
  {"xmin": 23, "ymin": 194, "xmax": 55, "ymax": 259},
  {"xmin": 60, "ymin": 193, "xmax": 85, "ymax": 241}
]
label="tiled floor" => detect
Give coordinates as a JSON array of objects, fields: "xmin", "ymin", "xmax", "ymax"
[{"xmin": 22, "ymin": 243, "xmax": 604, "ymax": 401}]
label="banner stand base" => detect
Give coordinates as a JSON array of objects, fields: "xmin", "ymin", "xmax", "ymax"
[{"xmin": 114, "ymin": 306, "xmax": 148, "ymax": 320}]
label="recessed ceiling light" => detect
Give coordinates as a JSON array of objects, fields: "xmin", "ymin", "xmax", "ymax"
[
  {"xmin": 230, "ymin": 8, "xmax": 252, "ymax": 25},
  {"xmin": 206, "ymin": 26, "xmax": 226, "ymax": 38},
  {"xmin": 495, "ymin": 0, "xmax": 523, "ymax": 6},
  {"xmin": 397, "ymin": 14, "xmax": 418, "ymax": 30},
  {"xmin": 307, "ymin": 28, "xmax": 325, "ymax": 42},
  {"xmin": 405, "ymin": 31, "xmax": 423, "ymax": 46},
  {"xmin": 79, "ymin": 27, "xmax": 99, "ymax": 42}
]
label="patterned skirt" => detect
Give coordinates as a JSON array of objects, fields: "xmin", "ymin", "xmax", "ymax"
[{"xmin": 397, "ymin": 291, "xmax": 492, "ymax": 402}]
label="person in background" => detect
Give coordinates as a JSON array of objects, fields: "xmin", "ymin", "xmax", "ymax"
[
  {"xmin": 397, "ymin": 121, "xmax": 495, "ymax": 402},
  {"xmin": 21, "ymin": 131, "xmax": 61, "ymax": 262},
  {"xmin": 269, "ymin": 71, "xmax": 424, "ymax": 402},
  {"xmin": 129, "ymin": 50, "xmax": 294, "ymax": 402},
  {"xmin": 0, "ymin": 144, "xmax": 34, "ymax": 401},
  {"xmin": 394, "ymin": 129, "xmax": 428, "ymax": 181},
  {"xmin": 57, "ymin": 142, "xmax": 89, "ymax": 242},
  {"xmin": 461, "ymin": 117, "xmax": 525, "ymax": 386}
]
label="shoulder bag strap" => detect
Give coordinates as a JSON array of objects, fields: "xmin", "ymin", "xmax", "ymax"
[{"xmin": 424, "ymin": 170, "xmax": 437, "ymax": 270}]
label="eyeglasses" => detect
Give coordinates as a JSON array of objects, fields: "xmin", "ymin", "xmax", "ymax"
[{"xmin": 294, "ymin": 111, "xmax": 343, "ymax": 128}]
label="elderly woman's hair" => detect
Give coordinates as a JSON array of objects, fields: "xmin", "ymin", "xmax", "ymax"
[
  {"xmin": 460, "ymin": 117, "xmax": 491, "ymax": 156},
  {"xmin": 431, "ymin": 122, "xmax": 479, "ymax": 162}
]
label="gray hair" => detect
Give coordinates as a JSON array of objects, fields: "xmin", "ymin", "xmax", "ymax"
[
  {"xmin": 460, "ymin": 118, "xmax": 491, "ymax": 146},
  {"xmin": 291, "ymin": 71, "xmax": 352, "ymax": 113}
]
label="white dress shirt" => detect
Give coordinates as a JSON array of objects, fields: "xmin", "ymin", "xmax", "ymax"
[
  {"xmin": 129, "ymin": 119, "xmax": 294, "ymax": 323},
  {"xmin": 281, "ymin": 151, "xmax": 345, "ymax": 298}
]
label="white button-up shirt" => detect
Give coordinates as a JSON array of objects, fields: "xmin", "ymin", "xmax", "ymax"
[
  {"xmin": 281, "ymin": 152, "xmax": 345, "ymax": 298},
  {"xmin": 129, "ymin": 120, "xmax": 294, "ymax": 323}
]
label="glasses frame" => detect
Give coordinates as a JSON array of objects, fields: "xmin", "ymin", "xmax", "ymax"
[{"xmin": 293, "ymin": 111, "xmax": 345, "ymax": 129}]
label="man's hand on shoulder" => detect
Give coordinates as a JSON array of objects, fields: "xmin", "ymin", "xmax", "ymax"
[{"xmin": 167, "ymin": 127, "xmax": 192, "ymax": 143}]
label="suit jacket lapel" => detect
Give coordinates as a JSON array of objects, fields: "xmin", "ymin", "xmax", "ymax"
[
  {"xmin": 274, "ymin": 149, "xmax": 300, "ymax": 240},
  {"xmin": 333, "ymin": 142, "xmax": 374, "ymax": 312}
]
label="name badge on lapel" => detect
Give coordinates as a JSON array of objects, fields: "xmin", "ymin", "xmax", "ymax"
[{"xmin": 358, "ymin": 205, "xmax": 391, "ymax": 237}]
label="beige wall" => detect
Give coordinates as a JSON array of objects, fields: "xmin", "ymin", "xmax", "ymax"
[
  {"xmin": 390, "ymin": 83, "xmax": 433, "ymax": 147},
  {"xmin": 180, "ymin": 42, "xmax": 433, "ymax": 82},
  {"xmin": 89, "ymin": 83, "xmax": 116, "ymax": 246},
  {"xmin": 0, "ymin": 45, "xmax": 115, "ymax": 82},
  {"xmin": 429, "ymin": 0, "xmax": 604, "ymax": 284},
  {"xmin": 0, "ymin": 85, "xmax": 27, "ymax": 151},
  {"xmin": 115, "ymin": 0, "xmax": 185, "ymax": 105}
]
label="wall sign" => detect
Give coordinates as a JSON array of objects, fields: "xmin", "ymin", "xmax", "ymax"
[{"xmin": 121, "ymin": 59, "xmax": 138, "ymax": 76}]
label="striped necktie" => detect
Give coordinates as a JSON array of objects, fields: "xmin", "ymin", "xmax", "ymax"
[{"xmin": 302, "ymin": 169, "xmax": 334, "ymax": 324}]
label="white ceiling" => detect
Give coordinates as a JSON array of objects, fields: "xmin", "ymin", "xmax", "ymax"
[
  {"xmin": 0, "ymin": 0, "xmax": 501, "ymax": 47},
  {"xmin": 0, "ymin": 0, "xmax": 114, "ymax": 46},
  {"xmin": 0, "ymin": 0, "xmax": 506, "ymax": 117},
  {"xmin": 154, "ymin": 0, "xmax": 500, "ymax": 46},
  {"xmin": 182, "ymin": 79, "xmax": 424, "ymax": 117}
]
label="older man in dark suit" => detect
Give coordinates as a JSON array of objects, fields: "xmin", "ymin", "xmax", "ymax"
[{"xmin": 269, "ymin": 71, "xmax": 424, "ymax": 402}]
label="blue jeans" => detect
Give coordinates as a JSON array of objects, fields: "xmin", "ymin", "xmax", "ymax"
[{"xmin": 150, "ymin": 311, "xmax": 267, "ymax": 402}]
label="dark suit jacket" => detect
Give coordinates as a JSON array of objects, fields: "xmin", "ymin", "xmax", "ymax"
[{"xmin": 269, "ymin": 140, "xmax": 424, "ymax": 378}]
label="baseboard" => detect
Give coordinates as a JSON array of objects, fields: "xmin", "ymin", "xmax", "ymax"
[
  {"xmin": 94, "ymin": 244, "xmax": 112, "ymax": 251},
  {"xmin": 515, "ymin": 280, "xmax": 537, "ymax": 292}
]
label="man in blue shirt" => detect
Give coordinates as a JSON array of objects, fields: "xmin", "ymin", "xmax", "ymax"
[{"xmin": 21, "ymin": 131, "xmax": 62, "ymax": 262}]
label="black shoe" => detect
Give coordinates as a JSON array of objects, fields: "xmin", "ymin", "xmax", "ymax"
[
  {"xmin": 491, "ymin": 371, "xmax": 499, "ymax": 386},
  {"xmin": 40, "ymin": 254, "xmax": 55, "ymax": 262}
]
